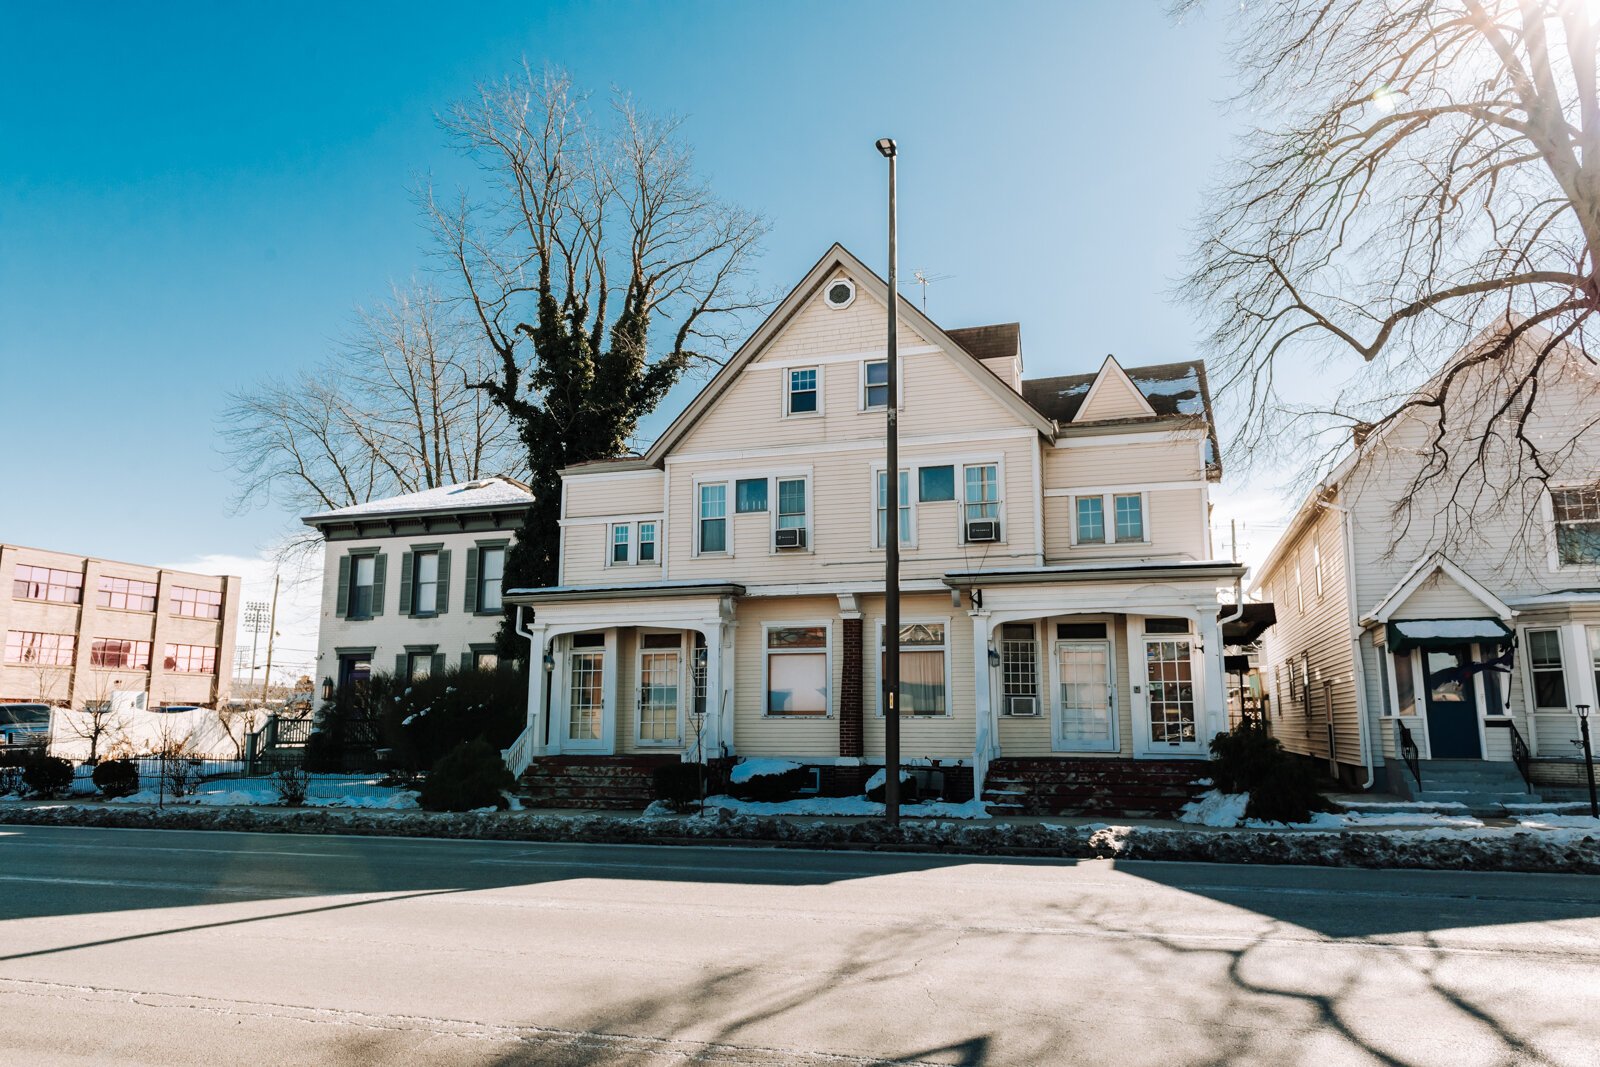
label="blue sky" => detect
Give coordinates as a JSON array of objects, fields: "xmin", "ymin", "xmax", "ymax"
[{"xmin": 2, "ymin": 0, "xmax": 1276, "ymax": 593}]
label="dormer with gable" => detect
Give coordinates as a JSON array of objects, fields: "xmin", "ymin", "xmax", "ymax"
[{"xmin": 506, "ymin": 244, "xmax": 1244, "ymax": 812}]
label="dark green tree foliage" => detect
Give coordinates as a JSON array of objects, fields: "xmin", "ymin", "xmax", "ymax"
[
  {"xmin": 375, "ymin": 664, "xmax": 527, "ymax": 773},
  {"xmin": 22, "ymin": 754, "xmax": 73, "ymax": 799},
  {"xmin": 1208, "ymin": 719, "xmax": 1332, "ymax": 824},
  {"xmin": 419, "ymin": 739, "xmax": 516, "ymax": 812},
  {"xmin": 428, "ymin": 68, "xmax": 766, "ymax": 653},
  {"xmin": 91, "ymin": 758, "xmax": 139, "ymax": 798}
]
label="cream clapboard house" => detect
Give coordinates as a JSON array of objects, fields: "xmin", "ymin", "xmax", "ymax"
[
  {"xmin": 503, "ymin": 245, "xmax": 1245, "ymax": 809},
  {"xmin": 1255, "ymin": 322, "xmax": 1600, "ymax": 802}
]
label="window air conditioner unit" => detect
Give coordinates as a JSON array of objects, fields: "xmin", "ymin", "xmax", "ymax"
[
  {"xmin": 966, "ymin": 519, "xmax": 1000, "ymax": 543},
  {"xmin": 774, "ymin": 527, "xmax": 807, "ymax": 550},
  {"xmin": 1006, "ymin": 694, "xmax": 1039, "ymax": 717}
]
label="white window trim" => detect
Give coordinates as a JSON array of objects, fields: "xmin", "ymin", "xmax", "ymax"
[
  {"xmin": 998, "ymin": 620, "xmax": 1043, "ymax": 716},
  {"xmin": 1295, "ymin": 557, "xmax": 1305, "ymax": 614},
  {"xmin": 1313, "ymin": 539, "xmax": 1324, "ymax": 599},
  {"xmin": 857, "ymin": 357, "xmax": 905, "ymax": 413},
  {"xmin": 1050, "ymin": 624, "xmax": 1120, "ymax": 753},
  {"xmin": 1547, "ymin": 483, "xmax": 1600, "ymax": 571},
  {"xmin": 1067, "ymin": 490, "xmax": 1149, "ymax": 547},
  {"xmin": 693, "ymin": 479, "xmax": 732, "ymax": 558},
  {"xmin": 784, "ymin": 365, "xmax": 824, "ymax": 419},
  {"xmin": 874, "ymin": 617, "xmax": 953, "ymax": 719},
  {"xmin": 960, "ymin": 460, "xmax": 1007, "ymax": 545},
  {"xmin": 1522, "ymin": 626, "xmax": 1571, "ymax": 712},
  {"xmin": 770, "ymin": 474, "xmax": 814, "ymax": 555},
  {"xmin": 822, "ymin": 277, "xmax": 856, "ymax": 310},
  {"xmin": 762, "ymin": 620, "xmax": 833, "ymax": 719},
  {"xmin": 870, "ymin": 463, "xmax": 918, "ymax": 550},
  {"xmin": 633, "ymin": 629, "xmax": 688, "ymax": 747},
  {"xmin": 604, "ymin": 520, "xmax": 661, "ymax": 567}
]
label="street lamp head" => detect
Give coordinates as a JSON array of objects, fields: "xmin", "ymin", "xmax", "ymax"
[
  {"xmin": 875, "ymin": 137, "xmax": 897, "ymax": 158},
  {"xmin": 1580, "ymin": 703, "xmax": 1592, "ymax": 720}
]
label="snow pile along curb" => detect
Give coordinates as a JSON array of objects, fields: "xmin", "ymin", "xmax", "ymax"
[{"xmin": 0, "ymin": 803, "xmax": 1595, "ymax": 873}]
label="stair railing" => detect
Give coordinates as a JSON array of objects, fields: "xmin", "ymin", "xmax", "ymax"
[
  {"xmin": 502, "ymin": 722, "xmax": 538, "ymax": 779},
  {"xmin": 1486, "ymin": 719, "xmax": 1534, "ymax": 791},
  {"xmin": 1395, "ymin": 720, "xmax": 1422, "ymax": 788}
]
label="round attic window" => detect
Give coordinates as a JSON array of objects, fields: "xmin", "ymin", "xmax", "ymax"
[{"xmin": 824, "ymin": 279, "xmax": 855, "ymax": 309}]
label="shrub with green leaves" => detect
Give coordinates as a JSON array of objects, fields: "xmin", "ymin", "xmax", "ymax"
[
  {"xmin": 22, "ymin": 754, "xmax": 73, "ymax": 798},
  {"xmin": 1208, "ymin": 719, "xmax": 1332, "ymax": 824},
  {"xmin": 375, "ymin": 665, "xmax": 527, "ymax": 774},
  {"xmin": 91, "ymin": 758, "xmax": 139, "ymax": 798},
  {"xmin": 418, "ymin": 739, "xmax": 515, "ymax": 812}
]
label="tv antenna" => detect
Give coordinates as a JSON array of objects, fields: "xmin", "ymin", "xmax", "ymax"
[{"xmin": 904, "ymin": 270, "xmax": 953, "ymax": 313}]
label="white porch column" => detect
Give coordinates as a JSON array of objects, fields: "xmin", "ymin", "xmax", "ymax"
[
  {"xmin": 1198, "ymin": 611, "xmax": 1227, "ymax": 742},
  {"xmin": 1566, "ymin": 621, "xmax": 1597, "ymax": 714},
  {"xmin": 718, "ymin": 620, "xmax": 738, "ymax": 757},
  {"xmin": 696, "ymin": 619, "xmax": 725, "ymax": 762},
  {"xmin": 969, "ymin": 608, "xmax": 996, "ymax": 795}
]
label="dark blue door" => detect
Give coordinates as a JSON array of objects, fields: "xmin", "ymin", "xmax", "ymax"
[{"xmin": 1423, "ymin": 647, "xmax": 1481, "ymax": 758}]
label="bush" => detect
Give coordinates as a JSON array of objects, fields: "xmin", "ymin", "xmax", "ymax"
[
  {"xmin": 377, "ymin": 664, "xmax": 528, "ymax": 774},
  {"xmin": 21, "ymin": 754, "xmax": 73, "ymax": 798},
  {"xmin": 418, "ymin": 739, "xmax": 515, "ymax": 812},
  {"xmin": 272, "ymin": 766, "xmax": 311, "ymax": 806},
  {"xmin": 91, "ymin": 758, "xmax": 140, "ymax": 798},
  {"xmin": 728, "ymin": 764, "xmax": 811, "ymax": 802},
  {"xmin": 302, "ymin": 729, "xmax": 343, "ymax": 773},
  {"xmin": 1209, "ymin": 719, "xmax": 1332, "ymax": 824},
  {"xmin": 653, "ymin": 762, "xmax": 705, "ymax": 812}
]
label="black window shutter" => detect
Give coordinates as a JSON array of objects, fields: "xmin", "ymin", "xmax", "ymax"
[
  {"xmin": 463, "ymin": 547, "xmax": 479, "ymax": 614},
  {"xmin": 372, "ymin": 554, "xmax": 387, "ymax": 616},
  {"xmin": 398, "ymin": 551, "xmax": 414, "ymax": 617},
  {"xmin": 394, "ymin": 653, "xmax": 407, "ymax": 678},
  {"xmin": 460, "ymin": 651, "xmax": 474, "ymax": 670},
  {"xmin": 435, "ymin": 551, "xmax": 450, "ymax": 615},
  {"xmin": 430, "ymin": 652, "xmax": 446, "ymax": 676},
  {"xmin": 335, "ymin": 556, "xmax": 350, "ymax": 618}
]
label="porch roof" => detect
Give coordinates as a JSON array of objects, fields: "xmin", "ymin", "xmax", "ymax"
[
  {"xmin": 505, "ymin": 580, "xmax": 745, "ymax": 605},
  {"xmin": 1385, "ymin": 617, "xmax": 1514, "ymax": 654},
  {"xmin": 942, "ymin": 560, "xmax": 1247, "ymax": 588}
]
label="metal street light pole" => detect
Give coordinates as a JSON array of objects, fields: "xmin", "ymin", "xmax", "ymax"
[{"xmin": 876, "ymin": 136, "xmax": 901, "ymax": 827}]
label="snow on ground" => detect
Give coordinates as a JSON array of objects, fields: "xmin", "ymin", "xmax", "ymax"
[
  {"xmin": 1179, "ymin": 790, "xmax": 1249, "ymax": 828},
  {"xmin": 693, "ymin": 794, "xmax": 991, "ymax": 820},
  {"xmin": 863, "ymin": 767, "xmax": 915, "ymax": 792},
  {"xmin": 104, "ymin": 776, "xmax": 418, "ymax": 810},
  {"xmin": 728, "ymin": 758, "xmax": 801, "ymax": 784},
  {"xmin": 1514, "ymin": 813, "xmax": 1600, "ymax": 830}
]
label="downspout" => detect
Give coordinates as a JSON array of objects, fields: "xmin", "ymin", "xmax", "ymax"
[{"xmin": 1322, "ymin": 499, "xmax": 1375, "ymax": 789}]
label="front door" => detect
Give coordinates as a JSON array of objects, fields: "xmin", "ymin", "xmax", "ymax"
[
  {"xmin": 1423, "ymin": 646, "xmax": 1481, "ymax": 758},
  {"xmin": 566, "ymin": 646, "xmax": 607, "ymax": 750},
  {"xmin": 1055, "ymin": 640, "xmax": 1115, "ymax": 751},
  {"xmin": 637, "ymin": 638, "xmax": 683, "ymax": 745},
  {"xmin": 1144, "ymin": 638, "xmax": 1203, "ymax": 753}
]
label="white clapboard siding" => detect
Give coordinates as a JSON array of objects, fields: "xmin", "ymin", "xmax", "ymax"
[{"xmin": 731, "ymin": 595, "xmax": 843, "ymax": 758}]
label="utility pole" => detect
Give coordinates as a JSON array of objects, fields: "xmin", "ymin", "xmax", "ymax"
[
  {"xmin": 259, "ymin": 575, "xmax": 279, "ymax": 706},
  {"xmin": 242, "ymin": 600, "xmax": 269, "ymax": 694},
  {"xmin": 876, "ymin": 136, "xmax": 901, "ymax": 827}
]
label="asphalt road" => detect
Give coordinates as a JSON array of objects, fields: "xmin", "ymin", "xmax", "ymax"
[{"xmin": 0, "ymin": 825, "xmax": 1597, "ymax": 1066}]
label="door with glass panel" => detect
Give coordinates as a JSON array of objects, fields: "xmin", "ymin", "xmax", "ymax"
[
  {"xmin": 1055, "ymin": 640, "xmax": 1115, "ymax": 751},
  {"xmin": 566, "ymin": 634, "xmax": 607, "ymax": 750},
  {"xmin": 1144, "ymin": 638, "xmax": 1203, "ymax": 753},
  {"xmin": 637, "ymin": 633, "xmax": 683, "ymax": 745}
]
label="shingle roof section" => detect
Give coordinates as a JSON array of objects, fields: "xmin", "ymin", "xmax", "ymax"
[
  {"xmin": 946, "ymin": 323, "xmax": 1021, "ymax": 363},
  {"xmin": 303, "ymin": 477, "xmax": 534, "ymax": 524},
  {"xmin": 1022, "ymin": 359, "xmax": 1221, "ymax": 476}
]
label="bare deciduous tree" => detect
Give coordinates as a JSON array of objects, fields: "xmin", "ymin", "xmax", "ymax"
[
  {"xmin": 1182, "ymin": 0, "xmax": 1600, "ymax": 543},
  {"xmin": 223, "ymin": 283, "xmax": 526, "ymax": 557},
  {"xmin": 427, "ymin": 66, "xmax": 767, "ymax": 648}
]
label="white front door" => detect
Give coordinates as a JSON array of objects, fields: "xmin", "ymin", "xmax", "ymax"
[
  {"xmin": 565, "ymin": 647, "xmax": 608, "ymax": 751},
  {"xmin": 1142, "ymin": 637, "xmax": 1205, "ymax": 755},
  {"xmin": 1054, "ymin": 640, "xmax": 1116, "ymax": 752},
  {"xmin": 637, "ymin": 644, "xmax": 683, "ymax": 746}
]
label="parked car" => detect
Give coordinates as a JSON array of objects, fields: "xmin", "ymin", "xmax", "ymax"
[{"xmin": 0, "ymin": 703, "xmax": 53, "ymax": 747}]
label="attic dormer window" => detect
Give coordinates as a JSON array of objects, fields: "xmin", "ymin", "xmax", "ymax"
[{"xmin": 824, "ymin": 279, "xmax": 855, "ymax": 309}]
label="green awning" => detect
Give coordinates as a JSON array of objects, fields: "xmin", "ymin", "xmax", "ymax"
[{"xmin": 1385, "ymin": 617, "xmax": 1513, "ymax": 655}]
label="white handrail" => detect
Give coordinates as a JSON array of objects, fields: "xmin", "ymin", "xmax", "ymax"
[{"xmin": 501, "ymin": 723, "xmax": 538, "ymax": 778}]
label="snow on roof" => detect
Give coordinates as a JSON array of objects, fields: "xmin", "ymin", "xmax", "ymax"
[{"xmin": 304, "ymin": 477, "xmax": 534, "ymax": 524}]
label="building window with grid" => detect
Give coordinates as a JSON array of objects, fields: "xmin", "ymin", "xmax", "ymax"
[
  {"xmin": 1075, "ymin": 497, "xmax": 1105, "ymax": 544},
  {"xmin": 477, "ymin": 547, "xmax": 504, "ymax": 611},
  {"xmin": 1000, "ymin": 623, "xmax": 1039, "ymax": 716},
  {"xmin": 1113, "ymin": 494, "xmax": 1144, "ymax": 542},
  {"xmin": 170, "ymin": 586, "xmax": 223, "ymax": 619},
  {"xmin": 691, "ymin": 632, "xmax": 708, "ymax": 717},
  {"xmin": 1552, "ymin": 485, "xmax": 1600, "ymax": 565},
  {"xmin": 4, "ymin": 631, "xmax": 75, "ymax": 666},
  {"xmin": 1527, "ymin": 629, "xmax": 1568, "ymax": 709},
  {"xmin": 91, "ymin": 639, "xmax": 151, "ymax": 670},
  {"xmin": 348, "ymin": 554, "xmax": 376, "ymax": 619},
  {"xmin": 862, "ymin": 360, "xmax": 888, "ymax": 409},
  {"xmin": 410, "ymin": 551, "xmax": 440, "ymax": 614},
  {"xmin": 638, "ymin": 522, "xmax": 657, "ymax": 563},
  {"xmin": 610, "ymin": 524, "xmax": 631, "ymax": 565},
  {"xmin": 881, "ymin": 622, "xmax": 947, "ymax": 716},
  {"xmin": 786, "ymin": 367, "xmax": 819, "ymax": 415},
  {"xmin": 876, "ymin": 469, "xmax": 912, "ymax": 547},
  {"xmin": 766, "ymin": 626, "xmax": 828, "ymax": 716},
  {"xmin": 776, "ymin": 478, "xmax": 807, "ymax": 533},
  {"xmin": 964, "ymin": 465, "xmax": 1000, "ymax": 523},
  {"xmin": 698, "ymin": 483, "xmax": 728, "ymax": 554},
  {"xmin": 98, "ymin": 576, "xmax": 158, "ymax": 612},
  {"xmin": 12, "ymin": 565, "xmax": 83, "ymax": 604},
  {"xmin": 163, "ymin": 643, "xmax": 217, "ymax": 674}
]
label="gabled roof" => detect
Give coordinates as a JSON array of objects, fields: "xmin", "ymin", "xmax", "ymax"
[
  {"xmin": 302, "ymin": 477, "xmax": 534, "ymax": 526},
  {"xmin": 947, "ymin": 323, "xmax": 1020, "ymax": 365},
  {"xmin": 1364, "ymin": 552, "xmax": 1513, "ymax": 624},
  {"xmin": 631, "ymin": 244, "xmax": 1057, "ymax": 466},
  {"xmin": 1023, "ymin": 358, "xmax": 1220, "ymax": 476}
]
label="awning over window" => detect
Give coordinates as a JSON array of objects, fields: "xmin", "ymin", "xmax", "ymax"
[{"xmin": 1385, "ymin": 617, "xmax": 1513, "ymax": 654}]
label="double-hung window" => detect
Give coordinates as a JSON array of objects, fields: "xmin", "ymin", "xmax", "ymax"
[
  {"xmin": 1075, "ymin": 497, "xmax": 1105, "ymax": 543},
  {"xmin": 766, "ymin": 626, "xmax": 828, "ymax": 716},
  {"xmin": 1074, "ymin": 493, "xmax": 1144, "ymax": 544},
  {"xmin": 876, "ymin": 469, "xmax": 912, "ymax": 547},
  {"xmin": 776, "ymin": 478, "xmax": 807, "ymax": 535},
  {"xmin": 786, "ymin": 368, "xmax": 819, "ymax": 415},
  {"xmin": 862, "ymin": 360, "xmax": 888, "ymax": 410},
  {"xmin": 477, "ymin": 547, "xmax": 505, "ymax": 611},
  {"xmin": 698, "ymin": 483, "xmax": 728, "ymax": 554},
  {"xmin": 1527, "ymin": 629, "xmax": 1568, "ymax": 709},
  {"xmin": 412, "ymin": 551, "xmax": 440, "ymax": 614},
  {"xmin": 608, "ymin": 521, "xmax": 660, "ymax": 565},
  {"xmin": 1113, "ymin": 494, "xmax": 1143, "ymax": 542},
  {"xmin": 349, "ymin": 555, "xmax": 376, "ymax": 619},
  {"xmin": 610, "ymin": 524, "xmax": 631, "ymax": 565},
  {"xmin": 963, "ymin": 464, "xmax": 1001, "ymax": 539},
  {"xmin": 638, "ymin": 522, "xmax": 657, "ymax": 563},
  {"xmin": 881, "ymin": 622, "xmax": 947, "ymax": 716},
  {"xmin": 1552, "ymin": 485, "xmax": 1600, "ymax": 565}
]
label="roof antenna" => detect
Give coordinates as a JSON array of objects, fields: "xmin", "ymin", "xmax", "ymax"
[{"xmin": 907, "ymin": 270, "xmax": 953, "ymax": 313}]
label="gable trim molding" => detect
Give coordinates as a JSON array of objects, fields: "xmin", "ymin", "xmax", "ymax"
[
  {"xmin": 1362, "ymin": 552, "xmax": 1514, "ymax": 624},
  {"xmin": 1072, "ymin": 356, "xmax": 1158, "ymax": 423}
]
